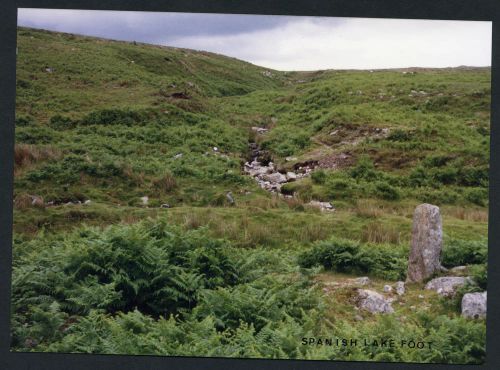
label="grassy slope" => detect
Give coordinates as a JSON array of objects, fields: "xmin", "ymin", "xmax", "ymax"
[{"xmin": 11, "ymin": 28, "xmax": 489, "ymax": 362}]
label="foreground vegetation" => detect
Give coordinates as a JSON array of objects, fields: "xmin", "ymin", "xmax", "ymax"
[{"xmin": 11, "ymin": 27, "xmax": 490, "ymax": 363}]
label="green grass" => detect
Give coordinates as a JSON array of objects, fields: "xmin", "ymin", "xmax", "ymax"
[{"xmin": 11, "ymin": 27, "xmax": 489, "ymax": 363}]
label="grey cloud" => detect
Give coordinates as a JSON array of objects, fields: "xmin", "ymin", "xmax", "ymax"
[{"xmin": 18, "ymin": 9, "xmax": 305, "ymax": 44}]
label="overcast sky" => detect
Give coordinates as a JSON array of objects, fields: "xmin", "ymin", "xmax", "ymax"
[{"xmin": 18, "ymin": 9, "xmax": 492, "ymax": 71}]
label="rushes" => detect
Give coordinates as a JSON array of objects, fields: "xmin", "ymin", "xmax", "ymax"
[{"xmin": 362, "ymin": 221, "xmax": 402, "ymax": 245}]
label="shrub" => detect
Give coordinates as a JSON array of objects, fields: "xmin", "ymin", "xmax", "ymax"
[
  {"xmin": 441, "ymin": 239, "xmax": 487, "ymax": 268},
  {"xmin": 311, "ymin": 169, "xmax": 327, "ymax": 184},
  {"xmin": 15, "ymin": 115, "xmax": 36, "ymax": 127},
  {"xmin": 409, "ymin": 166, "xmax": 429, "ymax": 187},
  {"xmin": 470, "ymin": 264, "xmax": 487, "ymax": 290},
  {"xmin": 458, "ymin": 167, "xmax": 489, "ymax": 187},
  {"xmin": 326, "ymin": 178, "xmax": 357, "ymax": 199},
  {"xmin": 350, "ymin": 156, "xmax": 380, "ymax": 181},
  {"xmin": 11, "ymin": 221, "xmax": 239, "ymax": 319},
  {"xmin": 49, "ymin": 115, "xmax": 76, "ymax": 129},
  {"xmin": 423, "ymin": 155, "xmax": 451, "ymax": 168},
  {"xmin": 298, "ymin": 238, "xmax": 360, "ymax": 271},
  {"xmin": 374, "ymin": 181, "xmax": 400, "ymax": 201},
  {"xmin": 431, "ymin": 167, "xmax": 459, "ymax": 185},
  {"xmin": 298, "ymin": 237, "xmax": 407, "ymax": 280},
  {"xmin": 80, "ymin": 108, "xmax": 155, "ymax": 126},
  {"xmin": 465, "ymin": 188, "xmax": 488, "ymax": 206},
  {"xmin": 387, "ymin": 129, "xmax": 412, "ymax": 141}
]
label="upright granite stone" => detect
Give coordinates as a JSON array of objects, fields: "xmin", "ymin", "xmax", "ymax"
[{"xmin": 407, "ymin": 204, "xmax": 443, "ymax": 283}]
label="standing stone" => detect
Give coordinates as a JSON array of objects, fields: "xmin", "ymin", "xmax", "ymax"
[{"xmin": 406, "ymin": 204, "xmax": 443, "ymax": 283}]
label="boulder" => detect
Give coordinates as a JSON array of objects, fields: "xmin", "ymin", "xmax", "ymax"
[
  {"xmin": 407, "ymin": 204, "xmax": 443, "ymax": 283},
  {"xmin": 286, "ymin": 172, "xmax": 297, "ymax": 181},
  {"xmin": 262, "ymin": 172, "xmax": 287, "ymax": 184},
  {"xmin": 356, "ymin": 289, "xmax": 394, "ymax": 314},
  {"xmin": 425, "ymin": 276, "xmax": 472, "ymax": 297},
  {"xmin": 461, "ymin": 292, "xmax": 487, "ymax": 319},
  {"xmin": 308, "ymin": 201, "xmax": 335, "ymax": 212},
  {"xmin": 226, "ymin": 192, "xmax": 235, "ymax": 205},
  {"xmin": 354, "ymin": 277, "xmax": 370, "ymax": 286},
  {"xmin": 395, "ymin": 281, "xmax": 405, "ymax": 296},
  {"xmin": 451, "ymin": 266, "xmax": 467, "ymax": 273}
]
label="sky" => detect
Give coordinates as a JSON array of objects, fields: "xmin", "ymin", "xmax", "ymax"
[{"xmin": 17, "ymin": 8, "xmax": 492, "ymax": 71}]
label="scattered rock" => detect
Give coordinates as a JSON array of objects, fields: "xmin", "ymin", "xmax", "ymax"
[
  {"xmin": 140, "ymin": 196, "xmax": 149, "ymax": 206},
  {"xmin": 173, "ymin": 153, "xmax": 183, "ymax": 159},
  {"xmin": 160, "ymin": 203, "xmax": 170, "ymax": 208},
  {"xmin": 83, "ymin": 200, "xmax": 91, "ymax": 205},
  {"xmin": 383, "ymin": 285, "xmax": 392, "ymax": 293},
  {"xmin": 30, "ymin": 195, "xmax": 44, "ymax": 207},
  {"xmin": 286, "ymin": 172, "xmax": 297, "ymax": 181},
  {"xmin": 262, "ymin": 172, "xmax": 287, "ymax": 184},
  {"xmin": 251, "ymin": 126, "xmax": 269, "ymax": 134},
  {"xmin": 406, "ymin": 204, "xmax": 444, "ymax": 283},
  {"xmin": 395, "ymin": 281, "xmax": 405, "ymax": 296},
  {"xmin": 418, "ymin": 295, "xmax": 424, "ymax": 299},
  {"xmin": 285, "ymin": 156, "xmax": 298, "ymax": 162},
  {"xmin": 451, "ymin": 266, "xmax": 468, "ymax": 273},
  {"xmin": 354, "ymin": 277, "xmax": 370, "ymax": 286},
  {"xmin": 356, "ymin": 289, "xmax": 394, "ymax": 314},
  {"xmin": 226, "ymin": 192, "xmax": 235, "ymax": 205},
  {"xmin": 354, "ymin": 314, "xmax": 364, "ymax": 321},
  {"xmin": 461, "ymin": 292, "xmax": 487, "ymax": 319},
  {"xmin": 425, "ymin": 276, "xmax": 473, "ymax": 297},
  {"xmin": 307, "ymin": 201, "xmax": 335, "ymax": 212},
  {"xmin": 213, "ymin": 147, "xmax": 219, "ymax": 152}
]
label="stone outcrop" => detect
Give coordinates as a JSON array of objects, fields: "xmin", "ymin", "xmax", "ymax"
[
  {"xmin": 461, "ymin": 292, "xmax": 487, "ymax": 319},
  {"xmin": 425, "ymin": 276, "xmax": 472, "ymax": 297},
  {"xmin": 356, "ymin": 289, "xmax": 394, "ymax": 314},
  {"xmin": 406, "ymin": 204, "xmax": 443, "ymax": 283}
]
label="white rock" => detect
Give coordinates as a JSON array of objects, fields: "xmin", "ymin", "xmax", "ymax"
[
  {"xmin": 140, "ymin": 196, "xmax": 149, "ymax": 205},
  {"xmin": 354, "ymin": 277, "xmax": 371, "ymax": 286},
  {"xmin": 357, "ymin": 289, "xmax": 394, "ymax": 314},
  {"xmin": 286, "ymin": 172, "xmax": 297, "ymax": 181},
  {"xmin": 451, "ymin": 266, "xmax": 467, "ymax": 272},
  {"xmin": 308, "ymin": 201, "xmax": 335, "ymax": 212},
  {"xmin": 262, "ymin": 172, "xmax": 287, "ymax": 184},
  {"xmin": 461, "ymin": 292, "xmax": 487, "ymax": 319},
  {"xmin": 383, "ymin": 285, "xmax": 392, "ymax": 293},
  {"xmin": 425, "ymin": 276, "xmax": 473, "ymax": 297},
  {"xmin": 395, "ymin": 281, "xmax": 405, "ymax": 296}
]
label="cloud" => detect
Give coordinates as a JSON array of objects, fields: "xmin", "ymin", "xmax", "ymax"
[{"xmin": 18, "ymin": 9, "xmax": 491, "ymax": 70}]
